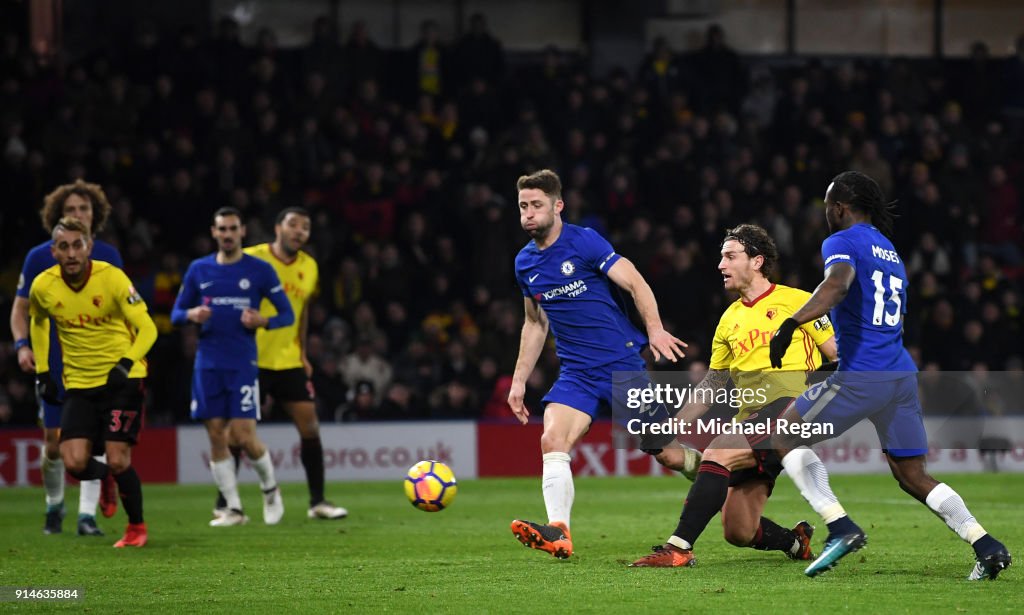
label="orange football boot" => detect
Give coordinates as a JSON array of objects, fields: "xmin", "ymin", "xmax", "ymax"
[
  {"xmin": 630, "ymin": 544, "xmax": 696, "ymax": 567},
  {"xmin": 787, "ymin": 521, "xmax": 816, "ymax": 561},
  {"xmin": 113, "ymin": 522, "xmax": 147, "ymax": 548},
  {"xmin": 510, "ymin": 520, "xmax": 573, "ymax": 559}
]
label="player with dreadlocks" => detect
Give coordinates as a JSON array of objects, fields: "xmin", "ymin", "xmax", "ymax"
[{"xmin": 767, "ymin": 171, "xmax": 1012, "ymax": 580}]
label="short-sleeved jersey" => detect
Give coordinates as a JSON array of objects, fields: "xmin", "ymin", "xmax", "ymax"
[
  {"xmin": 17, "ymin": 239, "xmax": 123, "ymax": 376},
  {"xmin": 710, "ymin": 284, "xmax": 833, "ymax": 418},
  {"xmin": 29, "ymin": 261, "xmax": 154, "ymax": 389},
  {"xmin": 171, "ymin": 254, "xmax": 294, "ymax": 371},
  {"xmin": 244, "ymin": 243, "xmax": 318, "ymax": 371},
  {"xmin": 820, "ymin": 223, "xmax": 916, "ymax": 376},
  {"xmin": 514, "ymin": 224, "xmax": 646, "ymax": 370}
]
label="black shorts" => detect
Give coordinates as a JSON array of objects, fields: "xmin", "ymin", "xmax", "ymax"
[
  {"xmin": 728, "ymin": 396, "xmax": 795, "ymax": 491},
  {"xmin": 259, "ymin": 368, "xmax": 314, "ymax": 404},
  {"xmin": 60, "ymin": 380, "xmax": 145, "ymax": 446}
]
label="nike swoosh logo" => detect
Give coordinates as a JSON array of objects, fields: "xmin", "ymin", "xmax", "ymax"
[
  {"xmin": 528, "ymin": 274, "xmax": 539, "ymax": 283},
  {"xmin": 200, "ymin": 282, "xmax": 213, "ymax": 289}
]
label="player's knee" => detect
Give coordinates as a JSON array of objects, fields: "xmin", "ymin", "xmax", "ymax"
[
  {"xmin": 297, "ymin": 420, "xmax": 320, "ymax": 439},
  {"xmin": 653, "ymin": 448, "xmax": 683, "ymax": 470},
  {"xmin": 704, "ymin": 446, "xmax": 750, "ymax": 471},
  {"xmin": 723, "ymin": 524, "xmax": 756, "ymax": 547},
  {"xmin": 62, "ymin": 455, "xmax": 88, "ymax": 476},
  {"xmin": 106, "ymin": 455, "xmax": 131, "ymax": 474},
  {"xmin": 539, "ymin": 431, "xmax": 571, "ymax": 454}
]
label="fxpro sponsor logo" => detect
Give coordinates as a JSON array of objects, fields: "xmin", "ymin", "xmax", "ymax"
[
  {"xmin": 176, "ymin": 423, "xmax": 478, "ymax": 482},
  {"xmin": 534, "ymin": 279, "xmax": 588, "ymax": 301}
]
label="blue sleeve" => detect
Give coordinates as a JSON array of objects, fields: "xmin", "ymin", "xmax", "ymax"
[
  {"xmin": 171, "ymin": 264, "xmax": 199, "ymax": 326},
  {"xmin": 821, "ymin": 234, "xmax": 857, "ymax": 272},
  {"xmin": 16, "ymin": 247, "xmax": 49, "ymax": 299},
  {"xmin": 93, "ymin": 241, "xmax": 124, "ymax": 268},
  {"xmin": 578, "ymin": 227, "xmax": 621, "ymax": 275},
  {"xmin": 514, "ymin": 255, "xmax": 530, "ymax": 297},
  {"xmin": 262, "ymin": 265, "xmax": 294, "ymax": 330}
]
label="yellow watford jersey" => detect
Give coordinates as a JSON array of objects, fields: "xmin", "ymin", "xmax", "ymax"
[
  {"xmin": 245, "ymin": 243, "xmax": 318, "ymax": 370},
  {"xmin": 29, "ymin": 261, "xmax": 157, "ymax": 389},
  {"xmin": 709, "ymin": 284, "xmax": 833, "ymax": 419}
]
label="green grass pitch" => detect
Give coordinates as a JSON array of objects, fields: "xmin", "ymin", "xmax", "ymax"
[{"xmin": 1, "ymin": 473, "xmax": 1020, "ymax": 613}]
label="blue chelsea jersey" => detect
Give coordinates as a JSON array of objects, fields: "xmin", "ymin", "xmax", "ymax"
[
  {"xmin": 17, "ymin": 239, "xmax": 123, "ymax": 376},
  {"xmin": 171, "ymin": 254, "xmax": 294, "ymax": 370},
  {"xmin": 515, "ymin": 224, "xmax": 646, "ymax": 370},
  {"xmin": 820, "ymin": 223, "xmax": 916, "ymax": 376}
]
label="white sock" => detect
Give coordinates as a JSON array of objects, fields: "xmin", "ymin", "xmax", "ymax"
[
  {"xmin": 77, "ymin": 454, "xmax": 104, "ymax": 517},
  {"xmin": 250, "ymin": 451, "xmax": 277, "ymax": 491},
  {"xmin": 782, "ymin": 447, "xmax": 847, "ymax": 524},
  {"xmin": 542, "ymin": 452, "xmax": 574, "ymax": 528},
  {"xmin": 925, "ymin": 483, "xmax": 987, "ymax": 544},
  {"xmin": 667, "ymin": 535, "xmax": 693, "ymax": 550},
  {"xmin": 210, "ymin": 458, "xmax": 242, "ymax": 510},
  {"xmin": 41, "ymin": 451, "xmax": 64, "ymax": 507}
]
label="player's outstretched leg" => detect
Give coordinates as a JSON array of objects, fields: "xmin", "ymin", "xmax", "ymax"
[
  {"xmin": 632, "ymin": 440, "xmax": 745, "ymax": 568},
  {"xmin": 927, "ymin": 485, "xmax": 1012, "ymax": 581},
  {"xmin": 512, "ymin": 405, "xmax": 588, "ymax": 559},
  {"xmin": 510, "ymin": 451, "xmax": 575, "ymax": 559},
  {"xmin": 885, "ymin": 453, "xmax": 1013, "ymax": 580},
  {"xmin": 631, "ymin": 459, "xmax": 730, "ymax": 567}
]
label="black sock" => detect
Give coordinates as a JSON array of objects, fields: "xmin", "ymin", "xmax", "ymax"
[
  {"xmin": 301, "ymin": 437, "xmax": 325, "ymax": 506},
  {"xmin": 68, "ymin": 457, "xmax": 109, "ymax": 481},
  {"xmin": 972, "ymin": 534, "xmax": 1000, "ymax": 558},
  {"xmin": 750, "ymin": 517, "xmax": 797, "ymax": 552},
  {"xmin": 672, "ymin": 461, "xmax": 731, "ymax": 547},
  {"xmin": 215, "ymin": 446, "xmax": 245, "ymax": 508},
  {"xmin": 114, "ymin": 466, "xmax": 144, "ymax": 524},
  {"xmin": 826, "ymin": 516, "xmax": 859, "ymax": 537}
]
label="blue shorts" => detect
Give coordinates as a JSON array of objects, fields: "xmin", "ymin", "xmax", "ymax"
[
  {"xmin": 544, "ymin": 355, "xmax": 669, "ymax": 422},
  {"xmin": 794, "ymin": 372, "xmax": 928, "ymax": 457},
  {"xmin": 190, "ymin": 368, "xmax": 262, "ymax": 421},
  {"xmin": 37, "ymin": 378, "xmax": 66, "ymax": 429}
]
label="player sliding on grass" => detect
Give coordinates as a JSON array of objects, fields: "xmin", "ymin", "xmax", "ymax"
[
  {"xmin": 507, "ymin": 169, "xmax": 697, "ymax": 559},
  {"xmin": 631, "ymin": 224, "xmax": 837, "ymax": 567},
  {"xmin": 768, "ymin": 171, "xmax": 1011, "ymax": 579}
]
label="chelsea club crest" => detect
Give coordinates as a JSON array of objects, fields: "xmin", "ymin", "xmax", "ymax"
[{"xmin": 560, "ymin": 260, "xmax": 575, "ymax": 276}]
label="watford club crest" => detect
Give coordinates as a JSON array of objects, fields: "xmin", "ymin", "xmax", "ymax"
[
  {"xmin": 92, "ymin": 295, "xmax": 103, "ymax": 308},
  {"xmin": 766, "ymin": 308, "xmax": 777, "ymax": 320},
  {"xmin": 298, "ymin": 271, "xmax": 304, "ymax": 281}
]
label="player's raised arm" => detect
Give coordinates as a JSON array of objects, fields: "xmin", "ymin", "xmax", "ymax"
[
  {"xmin": 606, "ymin": 257, "xmax": 687, "ymax": 363},
  {"xmin": 508, "ymin": 296, "xmax": 549, "ymax": 425}
]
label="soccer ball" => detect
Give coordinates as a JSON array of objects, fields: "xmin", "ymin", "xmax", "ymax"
[{"xmin": 404, "ymin": 460, "xmax": 458, "ymax": 512}]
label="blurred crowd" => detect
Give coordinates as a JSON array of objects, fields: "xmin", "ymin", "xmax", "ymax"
[{"xmin": 1, "ymin": 16, "xmax": 1023, "ymax": 426}]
